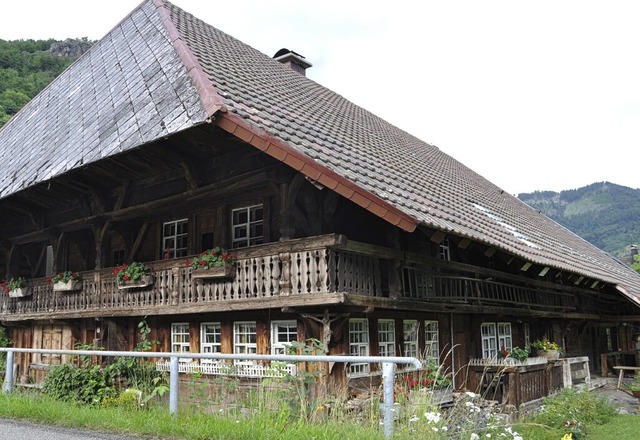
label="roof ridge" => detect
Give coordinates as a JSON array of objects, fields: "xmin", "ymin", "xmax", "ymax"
[{"xmin": 153, "ymin": 0, "xmax": 225, "ymax": 118}]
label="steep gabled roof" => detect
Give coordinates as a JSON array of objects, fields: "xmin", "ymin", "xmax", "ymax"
[{"xmin": 1, "ymin": 0, "xmax": 640, "ymax": 300}]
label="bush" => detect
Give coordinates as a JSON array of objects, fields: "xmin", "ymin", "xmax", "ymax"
[{"xmin": 528, "ymin": 388, "xmax": 617, "ymax": 439}]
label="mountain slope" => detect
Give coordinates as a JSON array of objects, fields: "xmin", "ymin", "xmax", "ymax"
[{"xmin": 519, "ymin": 182, "xmax": 640, "ymax": 258}]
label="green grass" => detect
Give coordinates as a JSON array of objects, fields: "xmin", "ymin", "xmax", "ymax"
[
  {"xmin": 0, "ymin": 387, "xmax": 635, "ymax": 440},
  {"xmin": 588, "ymin": 414, "xmax": 640, "ymax": 439},
  {"xmin": 0, "ymin": 391, "xmax": 388, "ymax": 440}
]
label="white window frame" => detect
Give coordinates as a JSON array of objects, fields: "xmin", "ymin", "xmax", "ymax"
[
  {"xmin": 348, "ymin": 319, "xmax": 370, "ymax": 376},
  {"xmin": 481, "ymin": 323, "xmax": 497, "ymax": 359},
  {"xmin": 271, "ymin": 320, "xmax": 297, "ymax": 355},
  {"xmin": 231, "ymin": 204, "xmax": 264, "ymax": 248},
  {"xmin": 498, "ymin": 322, "xmax": 513, "ymax": 352},
  {"xmin": 424, "ymin": 320, "xmax": 440, "ymax": 362},
  {"xmin": 403, "ymin": 320, "xmax": 419, "ymax": 358},
  {"xmin": 481, "ymin": 322, "xmax": 513, "ymax": 358},
  {"xmin": 163, "ymin": 218, "xmax": 189, "ymax": 258},
  {"xmin": 171, "ymin": 322, "xmax": 191, "ymax": 362},
  {"xmin": 200, "ymin": 322, "xmax": 221, "ymax": 363},
  {"xmin": 378, "ymin": 319, "xmax": 396, "ymax": 357},
  {"xmin": 234, "ymin": 321, "xmax": 257, "ymax": 365}
]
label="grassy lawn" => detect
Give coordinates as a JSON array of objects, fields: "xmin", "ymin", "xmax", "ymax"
[
  {"xmin": 1, "ymin": 384, "xmax": 637, "ymax": 439},
  {"xmin": 588, "ymin": 414, "xmax": 640, "ymax": 439}
]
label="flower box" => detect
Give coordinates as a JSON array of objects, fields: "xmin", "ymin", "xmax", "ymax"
[
  {"xmin": 8, "ymin": 287, "xmax": 31, "ymax": 298},
  {"xmin": 191, "ymin": 263, "xmax": 236, "ymax": 279},
  {"xmin": 53, "ymin": 279, "xmax": 82, "ymax": 292},
  {"xmin": 117, "ymin": 275, "xmax": 154, "ymax": 290},
  {"xmin": 536, "ymin": 349, "xmax": 560, "ymax": 361}
]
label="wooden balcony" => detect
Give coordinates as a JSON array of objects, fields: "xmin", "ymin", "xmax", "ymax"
[{"xmin": 0, "ymin": 234, "xmax": 618, "ymax": 321}]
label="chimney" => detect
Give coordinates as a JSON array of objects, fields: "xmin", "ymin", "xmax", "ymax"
[{"xmin": 273, "ymin": 48, "xmax": 312, "ymax": 76}]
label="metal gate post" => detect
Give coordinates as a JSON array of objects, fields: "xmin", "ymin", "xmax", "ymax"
[
  {"xmin": 382, "ymin": 362, "xmax": 396, "ymax": 439},
  {"xmin": 169, "ymin": 355, "xmax": 179, "ymax": 416},
  {"xmin": 3, "ymin": 350, "xmax": 14, "ymax": 394}
]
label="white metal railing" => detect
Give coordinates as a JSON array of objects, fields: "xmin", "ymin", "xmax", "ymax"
[
  {"xmin": 155, "ymin": 360, "xmax": 297, "ymax": 377},
  {"xmin": 1, "ymin": 348, "xmax": 421, "ymax": 440}
]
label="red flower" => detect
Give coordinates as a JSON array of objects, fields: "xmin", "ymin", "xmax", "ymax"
[{"xmin": 185, "ymin": 259, "xmax": 191, "ymax": 267}]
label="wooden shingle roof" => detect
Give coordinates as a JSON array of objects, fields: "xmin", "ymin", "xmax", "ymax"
[{"xmin": 1, "ymin": 0, "xmax": 640, "ymax": 301}]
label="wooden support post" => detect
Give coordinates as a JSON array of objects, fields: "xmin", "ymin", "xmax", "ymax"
[{"xmin": 279, "ymin": 252, "xmax": 291, "ymax": 295}]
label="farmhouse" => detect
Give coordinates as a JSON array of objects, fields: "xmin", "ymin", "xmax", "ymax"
[{"xmin": 1, "ymin": 0, "xmax": 639, "ymax": 403}]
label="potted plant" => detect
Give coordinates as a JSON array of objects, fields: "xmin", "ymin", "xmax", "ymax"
[
  {"xmin": 48, "ymin": 271, "xmax": 81, "ymax": 292},
  {"xmin": 1, "ymin": 277, "xmax": 30, "ymax": 298},
  {"xmin": 186, "ymin": 247, "xmax": 236, "ymax": 279},
  {"xmin": 113, "ymin": 262, "xmax": 153, "ymax": 289},
  {"xmin": 531, "ymin": 339, "xmax": 562, "ymax": 360},
  {"xmin": 497, "ymin": 346, "xmax": 529, "ymax": 364}
]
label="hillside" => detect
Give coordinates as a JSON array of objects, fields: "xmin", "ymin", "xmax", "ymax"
[
  {"xmin": 518, "ymin": 182, "xmax": 640, "ymax": 259},
  {"xmin": 0, "ymin": 38, "xmax": 91, "ymax": 127}
]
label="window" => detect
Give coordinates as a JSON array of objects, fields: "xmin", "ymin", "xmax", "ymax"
[
  {"xmin": 112, "ymin": 249, "xmax": 125, "ymax": 266},
  {"xmin": 163, "ymin": 219, "xmax": 188, "ymax": 258},
  {"xmin": 439, "ymin": 237, "xmax": 450, "ymax": 261},
  {"xmin": 424, "ymin": 320, "xmax": 440, "ymax": 361},
  {"xmin": 378, "ymin": 319, "xmax": 396, "ymax": 357},
  {"xmin": 271, "ymin": 320, "xmax": 297, "ymax": 355},
  {"xmin": 200, "ymin": 322, "xmax": 221, "ymax": 363},
  {"xmin": 234, "ymin": 321, "xmax": 257, "ymax": 364},
  {"xmin": 231, "ymin": 205, "xmax": 263, "ymax": 248},
  {"xmin": 403, "ymin": 320, "xmax": 419, "ymax": 358},
  {"xmin": 481, "ymin": 322, "xmax": 513, "ymax": 358},
  {"xmin": 498, "ymin": 323, "xmax": 512, "ymax": 351},
  {"xmin": 171, "ymin": 323, "xmax": 191, "ymax": 362},
  {"xmin": 349, "ymin": 319, "xmax": 370, "ymax": 376}
]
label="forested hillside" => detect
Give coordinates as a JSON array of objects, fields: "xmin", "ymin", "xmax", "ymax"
[
  {"xmin": 0, "ymin": 38, "xmax": 91, "ymax": 127},
  {"xmin": 519, "ymin": 182, "xmax": 640, "ymax": 259}
]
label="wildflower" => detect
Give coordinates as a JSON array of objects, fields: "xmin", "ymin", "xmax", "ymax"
[
  {"xmin": 424, "ymin": 411, "xmax": 441, "ymax": 424},
  {"xmin": 432, "ymin": 427, "xmax": 439, "ymax": 432},
  {"xmin": 471, "ymin": 434, "xmax": 480, "ymax": 440},
  {"xmin": 561, "ymin": 435, "xmax": 573, "ymax": 440},
  {"xmin": 465, "ymin": 391, "xmax": 477, "ymax": 398},
  {"xmin": 409, "ymin": 415, "xmax": 418, "ymax": 422}
]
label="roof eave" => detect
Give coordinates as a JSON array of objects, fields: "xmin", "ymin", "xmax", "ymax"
[{"xmin": 217, "ymin": 113, "xmax": 418, "ymax": 233}]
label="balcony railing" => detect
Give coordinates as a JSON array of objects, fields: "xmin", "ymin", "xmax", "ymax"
[
  {"xmin": 0, "ymin": 233, "xmax": 609, "ymax": 319},
  {"xmin": 0, "ymin": 235, "xmax": 381, "ymax": 319}
]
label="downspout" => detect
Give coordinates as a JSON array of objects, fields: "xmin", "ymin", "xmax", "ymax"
[{"xmin": 450, "ymin": 313, "xmax": 455, "ymax": 388}]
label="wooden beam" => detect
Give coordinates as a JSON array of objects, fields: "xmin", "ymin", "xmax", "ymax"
[
  {"xmin": 128, "ymin": 221, "xmax": 150, "ymax": 263},
  {"xmin": 7, "ymin": 171, "xmax": 273, "ymax": 245}
]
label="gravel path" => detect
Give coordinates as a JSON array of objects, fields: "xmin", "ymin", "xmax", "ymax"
[{"xmin": 0, "ymin": 418, "xmax": 153, "ymax": 440}]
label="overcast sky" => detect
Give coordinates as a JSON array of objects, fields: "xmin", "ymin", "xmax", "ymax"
[{"xmin": 1, "ymin": 1, "xmax": 639, "ymax": 195}]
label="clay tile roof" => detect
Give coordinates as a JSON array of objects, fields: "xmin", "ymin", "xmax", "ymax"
[{"xmin": 1, "ymin": 0, "xmax": 640, "ymax": 300}]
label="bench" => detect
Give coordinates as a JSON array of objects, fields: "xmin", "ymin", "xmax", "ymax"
[{"xmin": 612, "ymin": 365, "xmax": 640, "ymax": 390}]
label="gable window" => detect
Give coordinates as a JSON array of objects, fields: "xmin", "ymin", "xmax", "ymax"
[
  {"xmin": 171, "ymin": 323, "xmax": 191, "ymax": 362},
  {"xmin": 234, "ymin": 321, "xmax": 257, "ymax": 365},
  {"xmin": 271, "ymin": 320, "xmax": 297, "ymax": 355},
  {"xmin": 481, "ymin": 322, "xmax": 512, "ymax": 358},
  {"xmin": 378, "ymin": 319, "xmax": 396, "ymax": 357},
  {"xmin": 163, "ymin": 219, "xmax": 188, "ymax": 258},
  {"xmin": 424, "ymin": 320, "xmax": 440, "ymax": 361},
  {"xmin": 403, "ymin": 320, "xmax": 419, "ymax": 358},
  {"xmin": 349, "ymin": 319, "xmax": 370, "ymax": 376},
  {"xmin": 200, "ymin": 322, "xmax": 221, "ymax": 363},
  {"xmin": 232, "ymin": 205, "xmax": 263, "ymax": 248}
]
